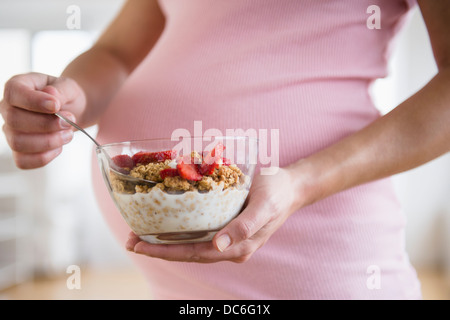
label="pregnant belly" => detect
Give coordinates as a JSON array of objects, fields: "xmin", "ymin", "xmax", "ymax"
[{"xmin": 96, "ymin": 71, "xmax": 380, "ymax": 170}]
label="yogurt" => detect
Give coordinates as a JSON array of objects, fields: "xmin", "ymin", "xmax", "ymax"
[{"xmin": 112, "ymin": 184, "xmax": 249, "ymax": 243}]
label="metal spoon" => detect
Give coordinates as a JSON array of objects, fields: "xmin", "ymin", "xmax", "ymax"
[{"xmin": 55, "ymin": 113, "xmax": 157, "ymax": 186}]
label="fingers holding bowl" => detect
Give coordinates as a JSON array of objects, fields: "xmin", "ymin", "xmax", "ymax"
[{"xmin": 126, "ymin": 231, "xmax": 260, "ymax": 263}]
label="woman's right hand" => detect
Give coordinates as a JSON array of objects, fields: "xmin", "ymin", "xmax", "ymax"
[{"xmin": 0, "ymin": 72, "xmax": 86, "ymax": 169}]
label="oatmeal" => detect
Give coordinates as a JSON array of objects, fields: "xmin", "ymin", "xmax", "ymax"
[{"xmin": 113, "ymin": 184, "xmax": 249, "ymax": 242}]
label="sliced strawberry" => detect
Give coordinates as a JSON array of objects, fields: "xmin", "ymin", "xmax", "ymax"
[
  {"xmin": 199, "ymin": 164, "xmax": 215, "ymax": 175},
  {"xmin": 211, "ymin": 142, "xmax": 225, "ymax": 157},
  {"xmin": 222, "ymin": 157, "xmax": 232, "ymax": 166},
  {"xmin": 159, "ymin": 168, "xmax": 179, "ymax": 179},
  {"xmin": 132, "ymin": 150, "xmax": 177, "ymax": 166},
  {"xmin": 199, "ymin": 143, "xmax": 225, "ymax": 175},
  {"xmin": 132, "ymin": 151, "xmax": 153, "ymax": 165},
  {"xmin": 112, "ymin": 154, "xmax": 134, "ymax": 171},
  {"xmin": 200, "ymin": 154, "xmax": 232, "ymax": 166},
  {"xmin": 177, "ymin": 157, "xmax": 202, "ymax": 181}
]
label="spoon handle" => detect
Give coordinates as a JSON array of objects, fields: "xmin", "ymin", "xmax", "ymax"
[
  {"xmin": 55, "ymin": 112, "xmax": 101, "ymax": 147},
  {"xmin": 55, "ymin": 113, "xmax": 156, "ymax": 186}
]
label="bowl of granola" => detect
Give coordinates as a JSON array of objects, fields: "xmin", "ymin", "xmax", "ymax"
[{"xmin": 96, "ymin": 136, "xmax": 257, "ymax": 244}]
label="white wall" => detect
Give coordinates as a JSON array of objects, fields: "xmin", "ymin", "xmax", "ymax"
[
  {"xmin": 371, "ymin": 8, "xmax": 450, "ymax": 269},
  {"xmin": 0, "ymin": 0, "xmax": 123, "ymax": 30}
]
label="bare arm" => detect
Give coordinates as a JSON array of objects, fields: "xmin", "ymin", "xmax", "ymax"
[
  {"xmin": 60, "ymin": 0, "xmax": 165, "ymax": 127},
  {"xmin": 0, "ymin": 0, "xmax": 165, "ymax": 168},
  {"xmin": 291, "ymin": 0, "xmax": 450, "ymax": 208}
]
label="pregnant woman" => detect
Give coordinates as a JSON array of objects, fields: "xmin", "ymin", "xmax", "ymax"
[{"xmin": 1, "ymin": 0, "xmax": 450, "ymax": 299}]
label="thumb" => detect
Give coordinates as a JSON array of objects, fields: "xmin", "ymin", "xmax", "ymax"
[
  {"xmin": 213, "ymin": 195, "xmax": 270, "ymax": 252},
  {"xmin": 41, "ymin": 77, "xmax": 82, "ymax": 112}
]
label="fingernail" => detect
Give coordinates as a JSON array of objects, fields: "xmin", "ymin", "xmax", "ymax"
[
  {"xmin": 215, "ymin": 234, "xmax": 231, "ymax": 252},
  {"xmin": 125, "ymin": 243, "xmax": 134, "ymax": 252},
  {"xmin": 61, "ymin": 130, "xmax": 73, "ymax": 143},
  {"xmin": 59, "ymin": 118, "xmax": 72, "ymax": 129},
  {"xmin": 59, "ymin": 114, "xmax": 75, "ymax": 129}
]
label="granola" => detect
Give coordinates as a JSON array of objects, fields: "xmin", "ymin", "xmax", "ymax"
[
  {"xmin": 109, "ymin": 144, "xmax": 245, "ymax": 194},
  {"xmin": 130, "ymin": 160, "xmax": 171, "ymax": 183}
]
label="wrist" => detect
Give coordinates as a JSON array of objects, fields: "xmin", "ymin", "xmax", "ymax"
[{"xmin": 285, "ymin": 157, "xmax": 330, "ymax": 211}]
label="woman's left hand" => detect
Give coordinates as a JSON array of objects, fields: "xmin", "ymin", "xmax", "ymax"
[{"xmin": 126, "ymin": 166, "xmax": 303, "ymax": 263}]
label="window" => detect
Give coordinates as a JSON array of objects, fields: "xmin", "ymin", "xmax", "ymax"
[{"xmin": 0, "ymin": 1, "xmax": 128, "ymax": 290}]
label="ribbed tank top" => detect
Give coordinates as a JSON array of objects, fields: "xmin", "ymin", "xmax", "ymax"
[{"xmin": 92, "ymin": 0, "xmax": 421, "ymax": 299}]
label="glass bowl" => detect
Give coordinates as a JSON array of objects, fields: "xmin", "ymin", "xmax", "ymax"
[{"xmin": 96, "ymin": 136, "xmax": 258, "ymax": 244}]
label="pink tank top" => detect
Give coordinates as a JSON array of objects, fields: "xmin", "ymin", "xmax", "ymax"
[{"xmin": 92, "ymin": 0, "xmax": 421, "ymax": 299}]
